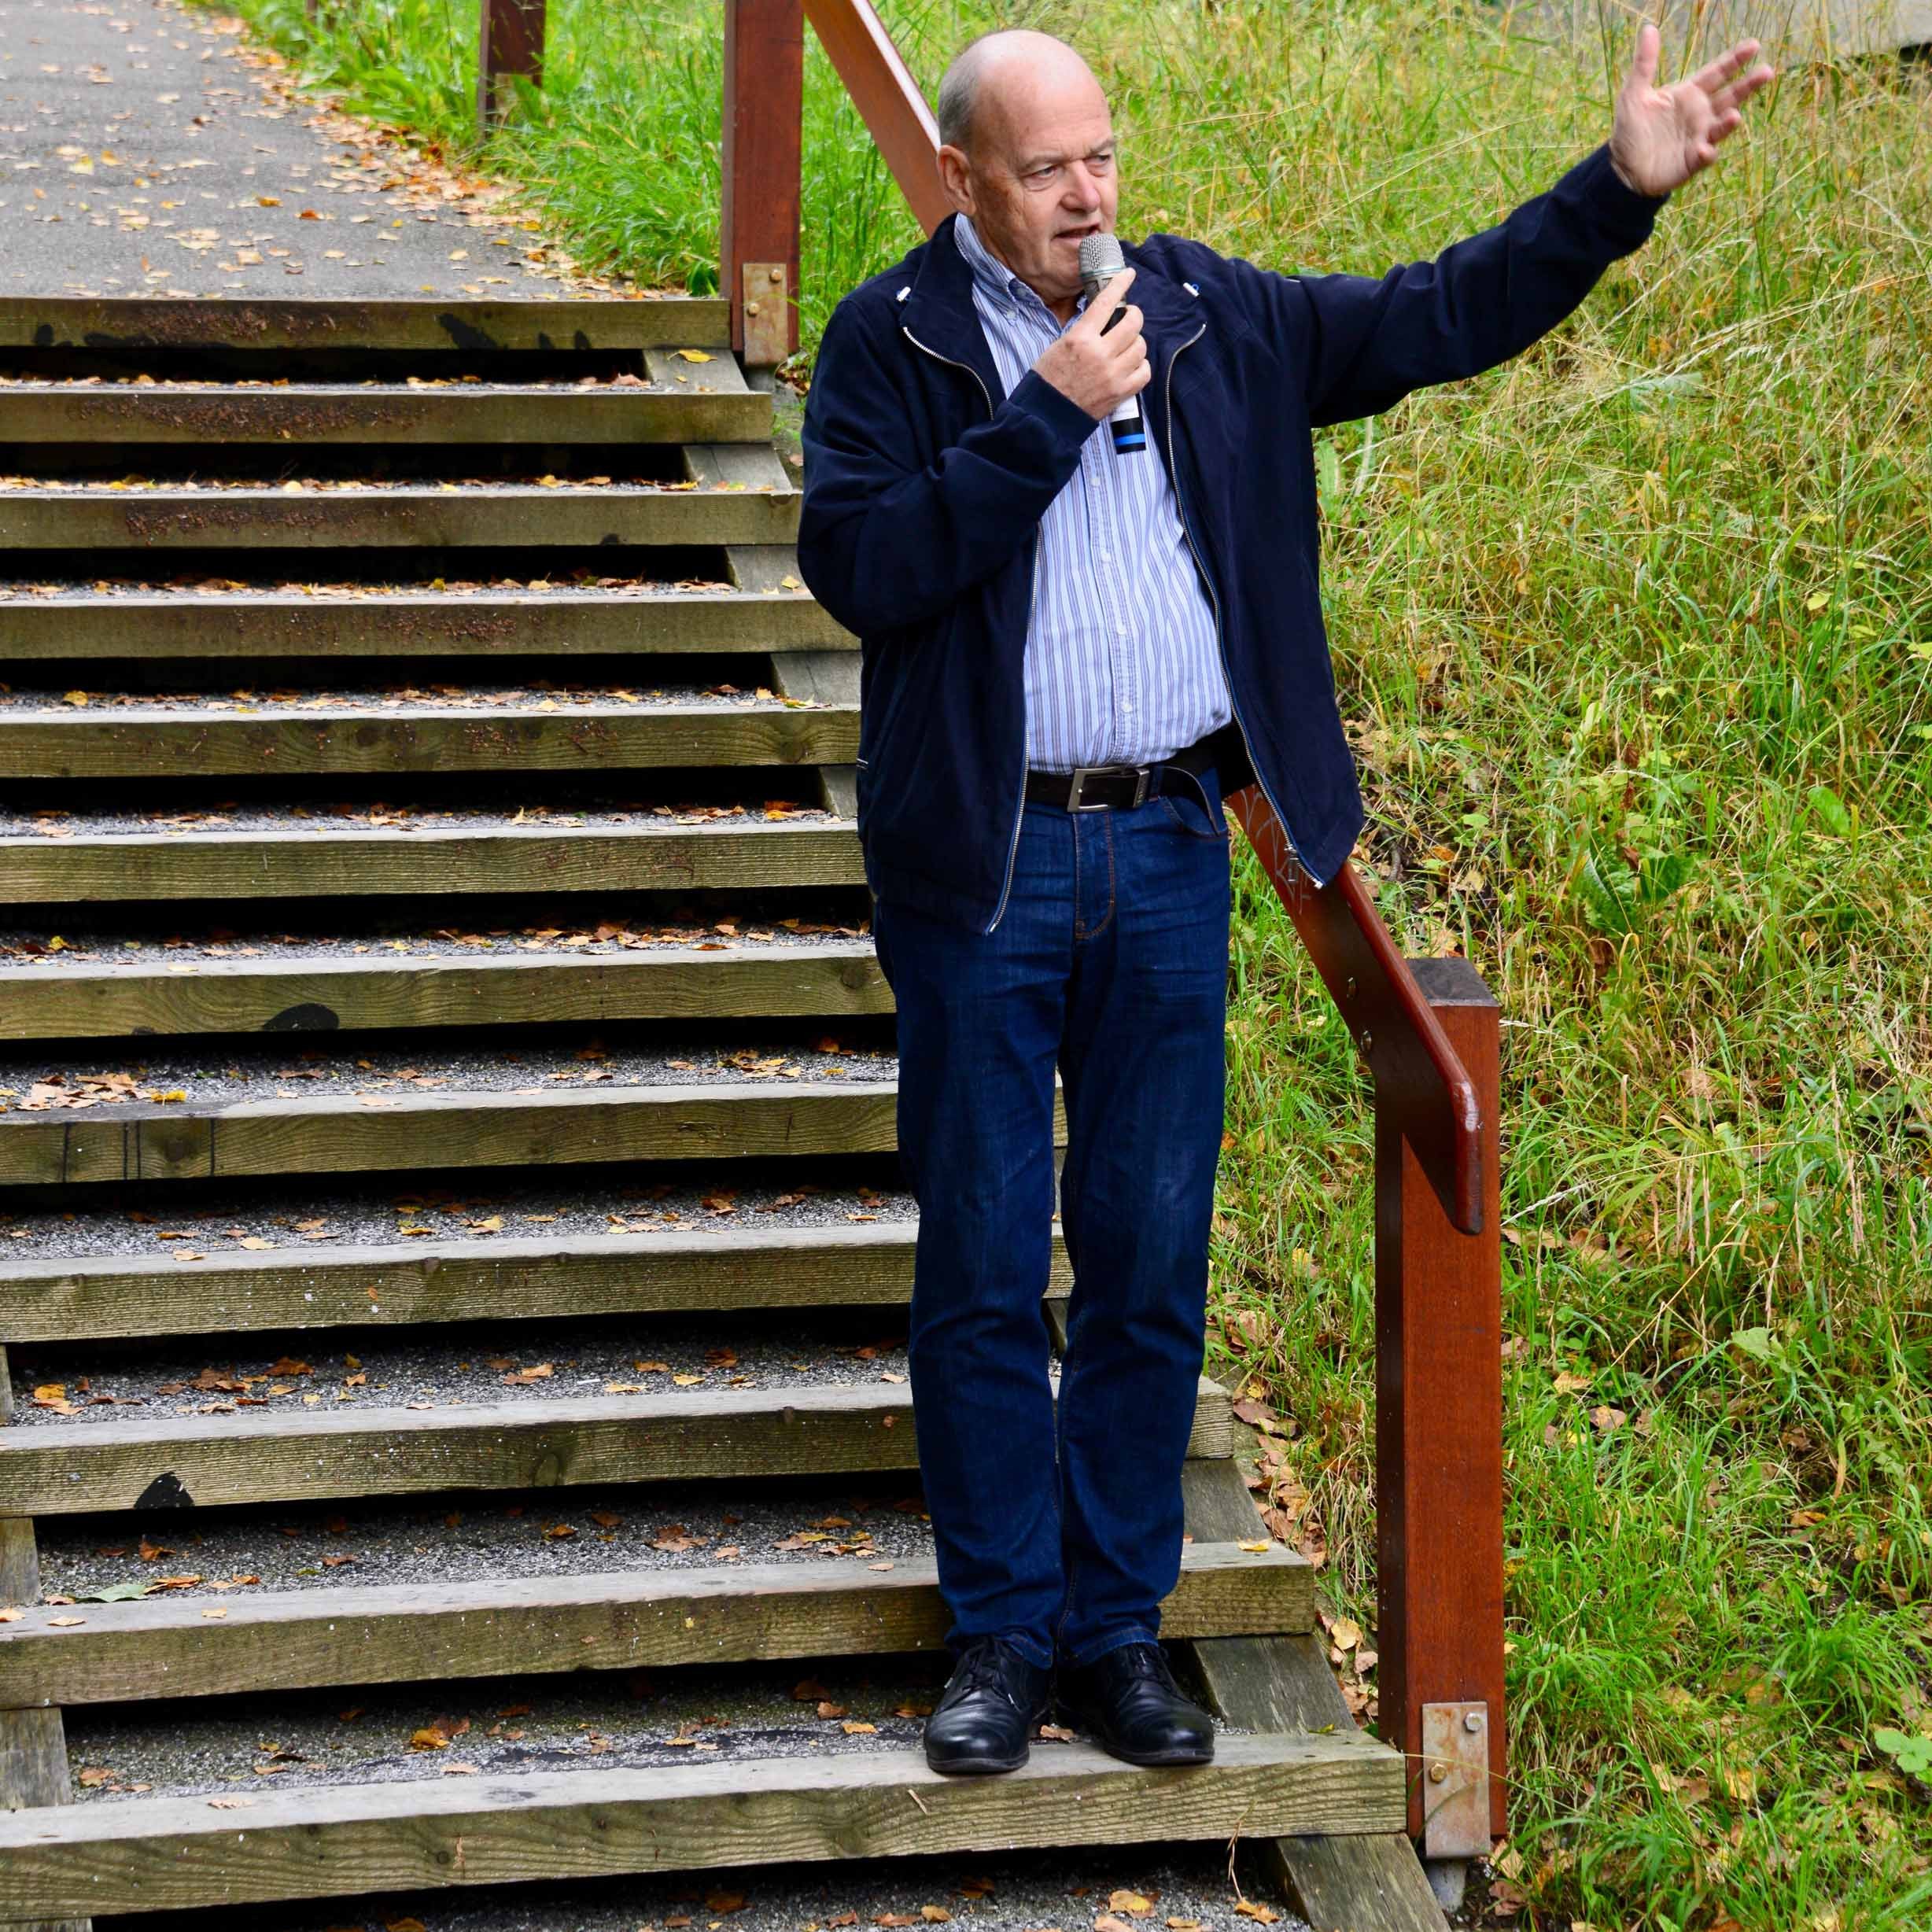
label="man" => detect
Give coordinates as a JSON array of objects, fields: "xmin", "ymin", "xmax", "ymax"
[{"xmin": 797, "ymin": 24, "xmax": 1771, "ymax": 1777}]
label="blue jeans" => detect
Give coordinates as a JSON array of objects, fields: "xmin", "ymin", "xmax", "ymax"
[{"xmin": 872, "ymin": 774, "xmax": 1230, "ymax": 1670}]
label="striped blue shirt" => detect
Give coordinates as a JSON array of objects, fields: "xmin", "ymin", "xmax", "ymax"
[{"xmin": 955, "ymin": 216, "xmax": 1230, "ymax": 772}]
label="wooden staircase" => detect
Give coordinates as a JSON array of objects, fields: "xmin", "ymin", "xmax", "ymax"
[{"xmin": 0, "ymin": 297, "xmax": 1436, "ymax": 1929}]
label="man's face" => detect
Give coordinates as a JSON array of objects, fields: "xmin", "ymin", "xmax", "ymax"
[{"xmin": 939, "ymin": 55, "xmax": 1119, "ymax": 315}]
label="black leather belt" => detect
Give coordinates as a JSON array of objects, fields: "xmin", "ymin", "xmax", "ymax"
[{"xmin": 1024, "ymin": 732, "xmax": 1222, "ymax": 813}]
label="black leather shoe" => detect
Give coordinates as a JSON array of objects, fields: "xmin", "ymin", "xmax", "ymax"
[
  {"xmin": 923, "ymin": 1636, "xmax": 1054, "ymax": 1775},
  {"xmin": 1059, "ymin": 1643, "xmax": 1215, "ymax": 1766}
]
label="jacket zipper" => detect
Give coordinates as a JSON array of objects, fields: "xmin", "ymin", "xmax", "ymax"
[
  {"xmin": 1159, "ymin": 323, "xmax": 1323, "ymax": 887},
  {"xmin": 901, "ymin": 324, "xmax": 1031, "ymax": 931}
]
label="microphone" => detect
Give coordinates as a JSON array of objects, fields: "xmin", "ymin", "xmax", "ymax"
[{"xmin": 1077, "ymin": 231, "xmax": 1147, "ymax": 455}]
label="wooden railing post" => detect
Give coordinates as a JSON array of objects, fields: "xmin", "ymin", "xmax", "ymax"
[
  {"xmin": 1375, "ymin": 958, "xmax": 1506, "ymax": 1853},
  {"xmin": 722, "ymin": 0, "xmax": 805, "ymax": 365},
  {"xmin": 477, "ymin": 0, "xmax": 546, "ymax": 135}
]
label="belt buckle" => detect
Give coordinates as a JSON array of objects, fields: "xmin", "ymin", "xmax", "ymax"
[{"xmin": 1067, "ymin": 766, "xmax": 1110, "ymax": 811}]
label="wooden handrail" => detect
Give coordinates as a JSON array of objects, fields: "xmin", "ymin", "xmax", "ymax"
[{"xmin": 802, "ymin": 0, "xmax": 951, "ymax": 233}]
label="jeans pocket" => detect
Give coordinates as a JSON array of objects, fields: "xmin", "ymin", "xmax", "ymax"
[{"xmin": 1156, "ymin": 775, "xmax": 1226, "ymax": 841}]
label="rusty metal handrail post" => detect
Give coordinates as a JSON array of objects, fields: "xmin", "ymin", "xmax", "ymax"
[{"xmin": 737, "ymin": 0, "xmax": 1510, "ymax": 1852}]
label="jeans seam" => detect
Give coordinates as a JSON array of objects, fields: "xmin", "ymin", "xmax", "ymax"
[
  {"xmin": 1079, "ymin": 815, "xmax": 1117, "ymax": 946},
  {"xmin": 1067, "ymin": 1624, "xmax": 1163, "ymax": 1671}
]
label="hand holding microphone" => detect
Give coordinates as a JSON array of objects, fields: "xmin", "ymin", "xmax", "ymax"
[{"xmin": 1032, "ymin": 257, "xmax": 1149, "ymax": 448}]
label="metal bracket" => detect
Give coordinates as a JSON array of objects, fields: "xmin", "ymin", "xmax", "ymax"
[
  {"xmin": 741, "ymin": 260, "xmax": 790, "ymax": 368},
  {"xmin": 1420, "ymin": 1700, "xmax": 1491, "ymax": 1859}
]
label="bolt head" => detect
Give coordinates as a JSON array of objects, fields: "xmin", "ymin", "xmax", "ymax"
[
  {"xmin": 1428, "ymin": 1762, "xmax": 1448, "ymax": 1783},
  {"xmin": 1463, "ymin": 1711, "xmax": 1484, "ymax": 1733}
]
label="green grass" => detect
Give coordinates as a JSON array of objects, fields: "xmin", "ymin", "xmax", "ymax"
[{"xmin": 196, "ymin": 1, "xmax": 1931, "ymax": 1924}]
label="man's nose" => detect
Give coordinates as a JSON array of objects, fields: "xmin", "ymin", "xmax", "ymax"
[{"xmin": 1061, "ymin": 162, "xmax": 1103, "ymax": 210}]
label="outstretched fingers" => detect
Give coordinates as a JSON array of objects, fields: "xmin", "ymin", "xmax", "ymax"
[{"xmin": 1689, "ymin": 37, "xmax": 1763, "ymax": 96}]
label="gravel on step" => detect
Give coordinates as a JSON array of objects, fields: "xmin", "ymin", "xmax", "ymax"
[
  {"xmin": 0, "ymin": 798, "xmax": 837, "ymax": 837},
  {"xmin": 34, "ymin": 1469, "xmax": 932, "ymax": 1601},
  {"xmin": 109, "ymin": 1842, "xmax": 1311, "ymax": 1932},
  {"xmin": 61, "ymin": 1656, "xmax": 1253, "ymax": 1803},
  {"xmin": 0, "ymin": 579, "xmax": 746, "ymax": 600},
  {"xmin": 0, "ymin": 684, "xmax": 827, "ymax": 713},
  {"xmin": 0, "ymin": 1166, "xmax": 917, "ymax": 1262},
  {"xmin": 0, "ymin": 1032, "xmax": 897, "ymax": 1106},
  {"xmin": 8, "ymin": 1308, "xmax": 916, "ymax": 1429},
  {"xmin": 0, "ymin": 920, "xmax": 874, "ymax": 968}
]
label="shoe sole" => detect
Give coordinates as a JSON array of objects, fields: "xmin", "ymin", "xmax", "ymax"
[
  {"xmin": 924, "ymin": 1748, "xmax": 1030, "ymax": 1776},
  {"xmin": 1093, "ymin": 1739, "xmax": 1215, "ymax": 1768}
]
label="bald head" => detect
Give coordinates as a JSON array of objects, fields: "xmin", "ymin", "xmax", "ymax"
[
  {"xmin": 936, "ymin": 29, "xmax": 1101, "ymax": 155},
  {"xmin": 934, "ymin": 29, "xmax": 1119, "ymax": 322}
]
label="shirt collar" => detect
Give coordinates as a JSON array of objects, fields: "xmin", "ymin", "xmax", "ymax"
[{"xmin": 954, "ymin": 216, "xmax": 1084, "ymax": 323}]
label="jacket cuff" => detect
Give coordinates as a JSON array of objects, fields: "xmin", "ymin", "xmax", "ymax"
[
  {"xmin": 1564, "ymin": 142, "xmax": 1670, "ymax": 250},
  {"xmin": 1007, "ymin": 367, "xmax": 1102, "ymax": 456}
]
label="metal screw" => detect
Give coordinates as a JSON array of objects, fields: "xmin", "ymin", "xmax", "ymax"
[
  {"xmin": 1359, "ymin": 1029, "xmax": 1373, "ymax": 1058},
  {"xmin": 1344, "ymin": 975, "xmax": 1356, "ymax": 1003},
  {"xmin": 1463, "ymin": 1712, "xmax": 1484, "ymax": 1733},
  {"xmin": 1428, "ymin": 1762, "xmax": 1448, "ymax": 1783}
]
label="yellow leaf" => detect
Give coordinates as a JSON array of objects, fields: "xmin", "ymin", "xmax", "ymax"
[
  {"xmin": 675, "ymin": 349, "xmax": 714, "ymax": 363},
  {"xmin": 1237, "ymin": 1539, "xmax": 1270, "ymax": 1553},
  {"xmin": 1108, "ymin": 1893, "xmax": 1154, "ymax": 1917}
]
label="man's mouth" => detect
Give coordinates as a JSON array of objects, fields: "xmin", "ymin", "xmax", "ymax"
[{"xmin": 1058, "ymin": 223, "xmax": 1103, "ymax": 242}]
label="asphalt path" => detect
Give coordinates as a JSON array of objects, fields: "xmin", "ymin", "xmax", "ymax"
[{"xmin": 0, "ymin": 0, "xmax": 640, "ymax": 300}]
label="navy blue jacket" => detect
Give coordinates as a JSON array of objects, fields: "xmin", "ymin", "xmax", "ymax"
[{"xmin": 798, "ymin": 145, "xmax": 1665, "ymax": 932}]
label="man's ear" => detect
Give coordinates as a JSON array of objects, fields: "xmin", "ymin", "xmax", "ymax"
[{"xmin": 937, "ymin": 145, "xmax": 975, "ymax": 218}]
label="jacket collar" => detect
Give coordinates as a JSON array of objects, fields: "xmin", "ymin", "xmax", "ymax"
[{"xmin": 898, "ymin": 211, "xmax": 1204, "ymax": 404}]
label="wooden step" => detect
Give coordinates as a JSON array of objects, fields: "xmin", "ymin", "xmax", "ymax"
[
  {"xmin": 0, "ymin": 816, "xmax": 861, "ymax": 904},
  {"xmin": 0, "ymin": 938, "xmax": 887, "ymax": 1044},
  {"xmin": 0, "ymin": 483, "xmax": 798, "ymax": 552},
  {"xmin": 0, "ymin": 295, "xmax": 732, "ymax": 353},
  {"xmin": 0, "ymin": 1542, "xmax": 1308, "ymax": 1707},
  {"xmin": 0, "ymin": 695, "xmax": 858, "ymax": 780},
  {"xmin": 0, "ymin": 1220, "xmax": 1030, "ymax": 1344},
  {"xmin": 0, "ymin": 1732, "xmax": 1404, "ymax": 1923},
  {"xmin": 0, "ymin": 382, "xmax": 769, "ymax": 447},
  {"xmin": 0, "ymin": 1076, "xmax": 900, "ymax": 1186},
  {"xmin": 0, "ymin": 588, "xmax": 851, "ymax": 661},
  {"xmin": 0, "ymin": 1375, "xmax": 1230, "ymax": 1515}
]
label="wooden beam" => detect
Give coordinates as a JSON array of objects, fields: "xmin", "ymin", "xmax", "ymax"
[
  {"xmin": 0, "ymin": 1543, "xmax": 1311, "ymax": 1709},
  {"xmin": 0, "ymin": 1078, "xmax": 903, "ymax": 1187},
  {"xmin": 0, "ymin": 1734, "xmax": 1406, "ymax": 1921},
  {"xmin": 1375, "ymin": 958, "xmax": 1506, "ymax": 1845},
  {"xmin": 0, "ymin": 942, "xmax": 890, "ymax": 1045},
  {"xmin": 0, "ymin": 1372, "xmax": 1220, "ymax": 1517},
  {"xmin": 802, "ymin": 0, "xmax": 949, "ymax": 233},
  {"xmin": 0, "ymin": 1223, "xmax": 1073, "ymax": 1344},
  {"xmin": 0, "ymin": 385, "xmax": 769, "ymax": 447},
  {"xmin": 0, "ymin": 297, "xmax": 732, "ymax": 353},
  {"xmin": 0, "ymin": 591, "xmax": 850, "ymax": 662},
  {"xmin": 0, "ymin": 701, "xmax": 857, "ymax": 783},
  {"xmin": 721, "ymin": 0, "xmax": 805, "ymax": 359},
  {"xmin": 477, "ymin": 0, "xmax": 546, "ymax": 134},
  {"xmin": 0, "ymin": 819, "xmax": 865, "ymax": 905},
  {"xmin": 0, "ymin": 484, "xmax": 798, "ymax": 553}
]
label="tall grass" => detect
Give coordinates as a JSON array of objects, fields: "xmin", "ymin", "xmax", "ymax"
[{"xmin": 198, "ymin": 0, "xmax": 1932, "ymax": 1923}]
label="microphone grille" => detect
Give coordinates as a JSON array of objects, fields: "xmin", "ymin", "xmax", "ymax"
[{"xmin": 1078, "ymin": 230, "xmax": 1126, "ymax": 289}]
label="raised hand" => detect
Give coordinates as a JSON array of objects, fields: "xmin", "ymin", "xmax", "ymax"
[{"xmin": 1609, "ymin": 24, "xmax": 1775, "ymax": 197}]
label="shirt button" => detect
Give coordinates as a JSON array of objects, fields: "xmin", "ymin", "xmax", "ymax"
[{"xmin": 1115, "ymin": 622, "xmax": 1128, "ymax": 636}]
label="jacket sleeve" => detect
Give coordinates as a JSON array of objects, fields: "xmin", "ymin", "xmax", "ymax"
[
  {"xmin": 1242, "ymin": 146, "xmax": 1667, "ymax": 430},
  {"xmin": 797, "ymin": 296, "xmax": 1097, "ymax": 637}
]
